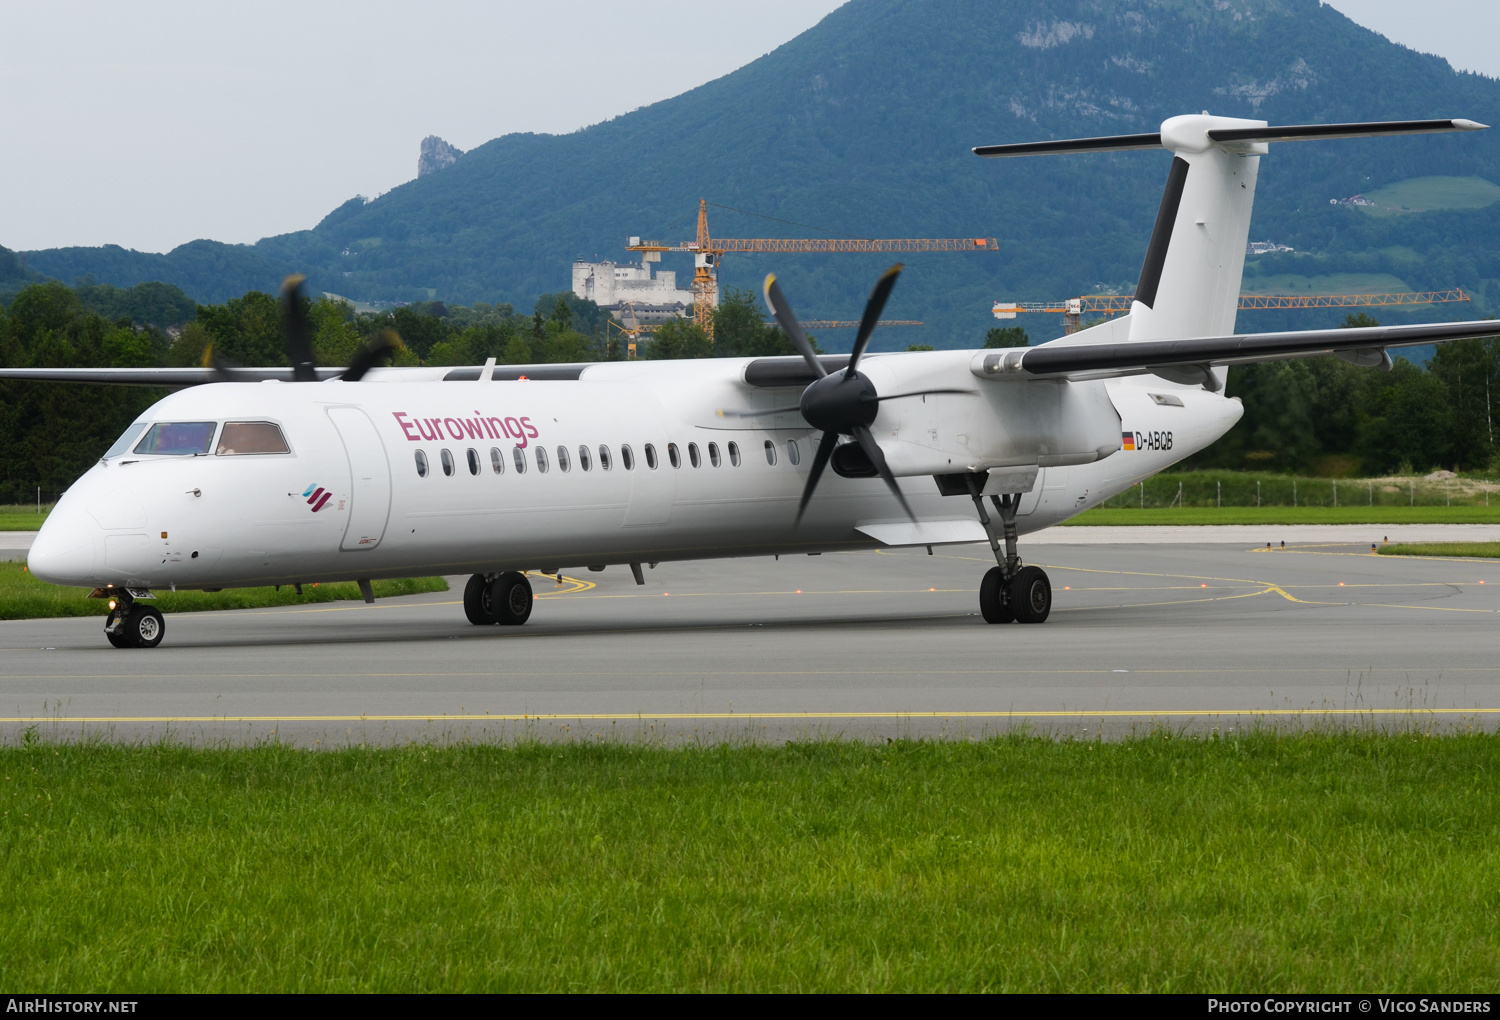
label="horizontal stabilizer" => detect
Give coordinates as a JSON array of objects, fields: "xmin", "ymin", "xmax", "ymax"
[
  {"xmin": 1207, "ymin": 119, "xmax": 1486, "ymax": 144},
  {"xmin": 974, "ymin": 118, "xmax": 1485, "ymax": 158},
  {"xmin": 973, "ymin": 132, "xmax": 1163, "ymax": 158}
]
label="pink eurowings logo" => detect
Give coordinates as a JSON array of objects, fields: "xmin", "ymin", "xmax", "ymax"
[{"xmin": 302, "ymin": 483, "xmax": 332, "ymax": 512}]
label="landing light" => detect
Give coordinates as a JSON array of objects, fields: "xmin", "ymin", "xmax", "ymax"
[{"xmin": 108, "ymin": 600, "xmax": 117, "ymax": 610}]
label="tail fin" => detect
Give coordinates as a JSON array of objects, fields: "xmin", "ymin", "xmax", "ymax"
[{"xmin": 976, "ymin": 116, "xmax": 1486, "ymax": 346}]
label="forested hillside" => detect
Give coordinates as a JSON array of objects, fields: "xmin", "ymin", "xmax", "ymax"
[
  {"xmin": 17, "ymin": 0, "xmax": 1500, "ymax": 348},
  {"xmin": 0, "ymin": 282, "xmax": 817, "ymax": 501},
  {"xmin": 2, "ymin": 275, "xmax": 1495, "ymax": 500}
]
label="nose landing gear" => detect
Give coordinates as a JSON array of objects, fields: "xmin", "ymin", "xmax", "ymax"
[
  {"xmin": 463, "ymin": 571, "xmax": 534, "ymax": 627},
  {"xmin": 967, "ymin": 478, "xmax": 1051, "ymax": 624},
  {"xmin": 102, "ymin": 591, "xmax": 166, "ymax": 648}
]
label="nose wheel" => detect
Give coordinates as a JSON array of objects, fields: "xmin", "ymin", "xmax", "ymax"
[
  {"xmin": 104, "ymin": 599, "xmax": 166, "ymax": 648},
  {"xmin": 968, "ymin": 479, "xmax": 1051, "ymax": 625}
]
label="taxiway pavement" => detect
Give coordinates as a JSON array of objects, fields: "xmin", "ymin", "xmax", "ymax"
[{"xmin": 2, "ymin": 538, "xmax": 1497, "ymax": 744}]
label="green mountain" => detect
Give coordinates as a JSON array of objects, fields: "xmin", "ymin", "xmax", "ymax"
[{"xmin": 19, "ymin": 0, "xmax": 1500, "ymax": 350}]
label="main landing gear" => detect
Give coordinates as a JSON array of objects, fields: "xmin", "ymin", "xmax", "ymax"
[
  {"xmin": 967, "ymin": 478, "xmax": 1051, "ymax": 625},
  {"xmin": 103, "ymin": 591, "xmax": 166, "ymax": 648},
  {"xmin": 463, "ymin": 571, "xmax": 534, "ymax": 627}
]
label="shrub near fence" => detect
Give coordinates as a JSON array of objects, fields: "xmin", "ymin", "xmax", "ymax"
[{"xmin": 1098, "ymin": 471, "xmax": 1498, "ymax": 509}]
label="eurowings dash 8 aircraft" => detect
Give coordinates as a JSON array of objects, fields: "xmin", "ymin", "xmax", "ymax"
[{"xmin": 10, "ymin": 113, "xmax": 1497, "ymax": 647}]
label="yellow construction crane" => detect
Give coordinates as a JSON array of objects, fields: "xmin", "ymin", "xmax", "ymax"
[
  {"xmin": 993, "ymin": 289, "xmax": 1472, "ymax": 335},
  {"xmin": 629, "ymin": 199, "xmax": 996, "ymax": 342}
]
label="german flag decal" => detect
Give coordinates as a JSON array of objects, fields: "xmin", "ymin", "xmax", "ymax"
[{"xmin": 1122, "ymin": 431, "xmax": 1136, "ymax": 451}]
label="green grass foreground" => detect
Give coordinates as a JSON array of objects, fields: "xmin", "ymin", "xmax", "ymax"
[
  {"xmin": 1379, "ymin": 543, "xmax": 1500, "ymax": 559},
  {"xmin": 0, "ymin": 562, "xmax": 447, "ymax": 620},
  {"xmin": 0, "ymin": 505, "xmax": 50, "ymax": 531},
  {"xmin": 1067, "ymin": 505, "xmax": 1500, "ymax": 526},
  {"xmin": 1, "ymin": 736, "xmax": 1497, "ymax": 992}
]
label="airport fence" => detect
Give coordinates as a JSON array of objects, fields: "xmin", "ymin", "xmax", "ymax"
[
  {"xmin": 1097, "ymin": 471, "xmax": 1498, "ymax": 509},
  {"xmin": 0, "ymin": 487, "xmax": 63, "ymax": 512}
]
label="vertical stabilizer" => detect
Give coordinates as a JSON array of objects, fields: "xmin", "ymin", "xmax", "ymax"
[{"xmin": 1125, "ymin": 115, "xmax": 1265, "ymax": 347}]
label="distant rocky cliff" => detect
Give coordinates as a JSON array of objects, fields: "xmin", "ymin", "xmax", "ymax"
[{"xmin": 418, "ymin": 136, "xmax": 464, "ymax": 178}]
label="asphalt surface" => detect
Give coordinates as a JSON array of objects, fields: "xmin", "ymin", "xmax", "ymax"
[{"xmin": 2, "ymin": 538, "xmax": 1498, "ymax": 744}]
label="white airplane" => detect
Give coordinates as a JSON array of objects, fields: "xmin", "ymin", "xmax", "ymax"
[{"xmin": 9, "ymin": 113, "xmax": 1497, "ymax": 648}]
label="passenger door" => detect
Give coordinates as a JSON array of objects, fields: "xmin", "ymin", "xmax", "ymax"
[{"xmin": 327, "ymin": 406, "xmax": 391, "ymax": 551}]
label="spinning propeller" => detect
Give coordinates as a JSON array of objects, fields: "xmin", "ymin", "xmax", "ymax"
[
  {"xmin": 755, "ymin": 265, "xmax": 969, "ymax": 527},
  {"xmin": 206, "ymin": 274, "xmax": 403, "ymax": 382}
]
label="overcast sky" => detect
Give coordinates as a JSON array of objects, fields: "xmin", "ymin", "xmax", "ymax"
[{"xmin": 2, "ymin": 0, "xmax": 1496, "ymax": 254}]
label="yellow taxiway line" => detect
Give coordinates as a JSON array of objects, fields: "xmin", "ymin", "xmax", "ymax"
[{"xmin": 3, "ymin": 708, "xmax": 1499, "ymax": 724}]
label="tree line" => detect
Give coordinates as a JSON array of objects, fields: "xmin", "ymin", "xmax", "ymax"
[{"xmin": 2, "ymin": 283, "xmax": 1496, "ymax": 504}]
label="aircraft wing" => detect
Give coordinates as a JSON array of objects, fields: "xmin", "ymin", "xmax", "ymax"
[
  {"xmin": 0, "ymin": 362, "xmax": 599, "ymax": 386},
  {"xmin": 977, "ymin": 318, "xmax": 1500, "ymax": 386},
  {"xmin": 0, "ymin": 367, "xmax": 348, "ymax": 386}
]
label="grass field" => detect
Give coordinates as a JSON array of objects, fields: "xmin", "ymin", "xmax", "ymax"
[
  {"xmin": 1090, "ymin": 471, "xmax": 1498, "ymax": 522},
  {"xmin": 0, "ymin": 562, "xmax": 447, "ymax": 621},
  {"xmin": 1067, "ymin": 505, "xmax": 1500, "ymax": 525},
  {"xmin": 1237, "ymin": 271, "xmax": 1411, "ymax": 294},
  {"xmin": 0, "ymin": 504, "xmax": 50, "ymax": 531},
  {"xmin": 0, "ymin": 735, "xmax": 1496, "ymax": 992},
  {"xmin": 1379, "ymin": 542, "xmax": 1500, "ymax": 559},
  {"xmin": 1359, "ymin": 175, "xmax": 1500, "ymax": 216}
]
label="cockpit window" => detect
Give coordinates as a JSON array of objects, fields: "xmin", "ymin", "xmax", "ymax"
[
  {"xmin": 134, "ymin": 422, "xmax": 217, "ymax": 456},
  {"xmin": 104, "ymin": 422, "xmax": 148, "ymax": 459},
  {"xmin": 216, "ymin": 422, "xmax": 290, "ymax": 456}
]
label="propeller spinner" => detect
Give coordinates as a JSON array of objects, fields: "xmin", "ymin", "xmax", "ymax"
[{"xmin": 763, "ymin": 265, "xmax": 917, "ymax": 526}]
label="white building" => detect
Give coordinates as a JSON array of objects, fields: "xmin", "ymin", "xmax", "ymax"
[{"xmin": 572, "ymin": 260, "xmax": 696, "ymax": 322}]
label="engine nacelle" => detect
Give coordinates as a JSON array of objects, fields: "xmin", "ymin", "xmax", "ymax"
[{"xmin": 867, "ymin": 360, "xmax": 1121, "ymax": 479}]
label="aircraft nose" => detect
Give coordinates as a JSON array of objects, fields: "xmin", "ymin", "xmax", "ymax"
[{"xmin": 27, "ymin": 507, "xmax": 101, "ymax": 587}]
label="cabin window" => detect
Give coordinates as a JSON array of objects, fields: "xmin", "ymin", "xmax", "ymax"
[
  {"xmin": 104, "ymin": 422, "xmax": 149, "ymax": 460},
  {"xmin": 763, "ymin": 440, "xmax": 777, "ymax": 466},
  {"xmin": 599, "ymin": 445, "xmax": 613, "ymax": 471},
  {"xmin": 134, "ymin": 421, "xmax": 216, "ymax": 456},
  {"xmin": 415, "ymin": 450, "xmax": 429, "ymax": 477},
  {"xmin": 466, "ymin": 448, "xmax": 480, "ymax": 476},
  {"xmin": 578, "ymin": 445, "xmax": 592, "ymax": 471},
  {"xmin": 787, "ymin": 439, "xmax": 801, "ymax": 466},
  {"xmin": 644, "ymin": 444, "xmax": 658, "ymax": 469},
  {"xmin": 216, "ymin": 421, "xmax": 290, "ymax": 456},
  {"xmin": 440, "ymin": 449, "xmax": 455, "ymax": 476},
  {"xmin": 707, "ymin": 442, "xmax": 720, "ymax": 467},
  {"xmin": 490, "ymin": 447, "xmax": 505, "ymax": 474},
  {"xmin": 667, "ymin": 443, "xmax": 681, "ymax": 469},
  {"xmin": 513, "ymin": 446, "xmax": 527, "ymax": 474},
  {"xmin": 535, "ymin": 446, "xmax": 549, "ymax": 473},
  {"xmin": 688, "ymin": 442, "xmax": 701, "ymax": 468},
  {"xmin": 728, "ymin": 441, "xmax": 741, "ymax": 467},
  {"xmin": 557, "ymin": 445, "xmax": 571, "ymax": 472},
  {"xmin": 621, "ymin": 445, "xmax": 634, "ymax": 470}
]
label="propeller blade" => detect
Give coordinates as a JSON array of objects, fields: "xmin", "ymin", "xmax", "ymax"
[
  {"xmin": 847, "ymin": 264, "xmax": 903, "ymax": 378},
  {"xmin": 280, "ymin": 274, "xmax": 318, "ymax": 383},
  {"xmin": 715, "ymin": 405, "xmax": 802, "ymax": 419},
  {"xmin": 763, "ymin": 274, "xmax": 825, "ymax": 378},
  {"xmin": 873, "ymin": 388, "xmax": 974, "ymax": 402},
  {"xmin": 341, "ymin": 329, "xmax": 404, "ymax": 382},
  {"xmin": 794, "ymin": 430, "xmax": 841, "ymax": 528},
  {"xmin": 852, "ymin": 424, "xmax": 915, "ymax": 523},
  {"xmin": 203, "ymin": 344, "xmax": 250, "ymax": 383}
]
